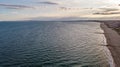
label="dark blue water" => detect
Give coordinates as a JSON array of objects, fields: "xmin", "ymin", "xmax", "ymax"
[{"xmin": 0, "ymin": 21, "xmax": 110, "ymax": 67}]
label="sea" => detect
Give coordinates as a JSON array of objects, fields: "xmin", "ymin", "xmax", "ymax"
[{"xmin": 0, "ymin": 21, "xmax": 114, "ymax": 67}]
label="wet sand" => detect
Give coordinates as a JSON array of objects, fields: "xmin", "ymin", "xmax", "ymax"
[{"xmin": 101, "ymin": 22, "xmax": 120, "ymax": 67}]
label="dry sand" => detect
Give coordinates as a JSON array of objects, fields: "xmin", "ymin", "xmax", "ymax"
[{"xmin": 101, "ymin": 23, "xmax": 120, "ymax": 67}]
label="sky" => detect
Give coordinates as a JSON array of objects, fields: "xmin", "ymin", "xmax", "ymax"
[{"xmin": 0, "ymin": 0, "xmax": 120, "ymax": 21}]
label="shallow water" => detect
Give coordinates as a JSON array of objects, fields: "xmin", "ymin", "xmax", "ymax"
[{"xmin": 0, "ymin": 21, "xmax": 110, "ymax": 67}]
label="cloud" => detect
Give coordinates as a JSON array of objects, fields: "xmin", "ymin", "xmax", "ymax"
[
  {"xmin": 59, "ymin": 7, "xmax": 67, "ymax": 10},
  {"xmin": 93, "ymin": 8, "xmax": 120, "ymax": 15},
  {"xmin": 99, "ymin": 8, "xmax": 119, "ymax": 12},
  {"xmin": 93, "ymin": 12, "xmax": 120, "ymax": 15},
  {"xmin": 119, "ymin": 4, "xmax": 120, "ymax": 6},
  {"xmin": 37, "ymin": 1, "xmax": 59, "ymax": 5},
  {"xmin": 0, "ymin": 3, "xmax": 34, "ymax": 9},
  {"xmin": 59, "ymin": 7, "xmax": 81, "ymax": 11}
]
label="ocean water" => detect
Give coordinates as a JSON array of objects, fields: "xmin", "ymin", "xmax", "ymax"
[{"xmin": 0, "ymin": 21, "xmax": 111, "ymax": 67}]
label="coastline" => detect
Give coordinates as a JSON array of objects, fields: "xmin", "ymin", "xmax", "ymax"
[{"xmin": 100, "ymin": 22, "xmax": 120, "ymax": 67}]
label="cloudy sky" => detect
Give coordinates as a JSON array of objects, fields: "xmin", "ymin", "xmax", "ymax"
[{"xmin": 0, "ymin": 0, "xmax": 120, "ymax": 21}]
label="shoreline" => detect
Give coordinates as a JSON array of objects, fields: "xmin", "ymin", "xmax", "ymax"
[{"xmin": 100, "ymin": 22, "xmax": 120, "ymax": 67}]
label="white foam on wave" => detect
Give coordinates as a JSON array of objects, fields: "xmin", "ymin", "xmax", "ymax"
[{"xmin": 100, "ymin": 25, "xmax": 115, "ymax": 67}]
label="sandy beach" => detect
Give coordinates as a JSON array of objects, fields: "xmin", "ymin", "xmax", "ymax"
[{"xmin": 101, "ymin": 22, "xmax": 120, "ymax": 67}]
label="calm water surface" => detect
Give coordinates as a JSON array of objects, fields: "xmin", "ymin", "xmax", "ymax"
[{"xmin": 0, "ymin": 21, "xmax": 110, "ymax": 67}]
